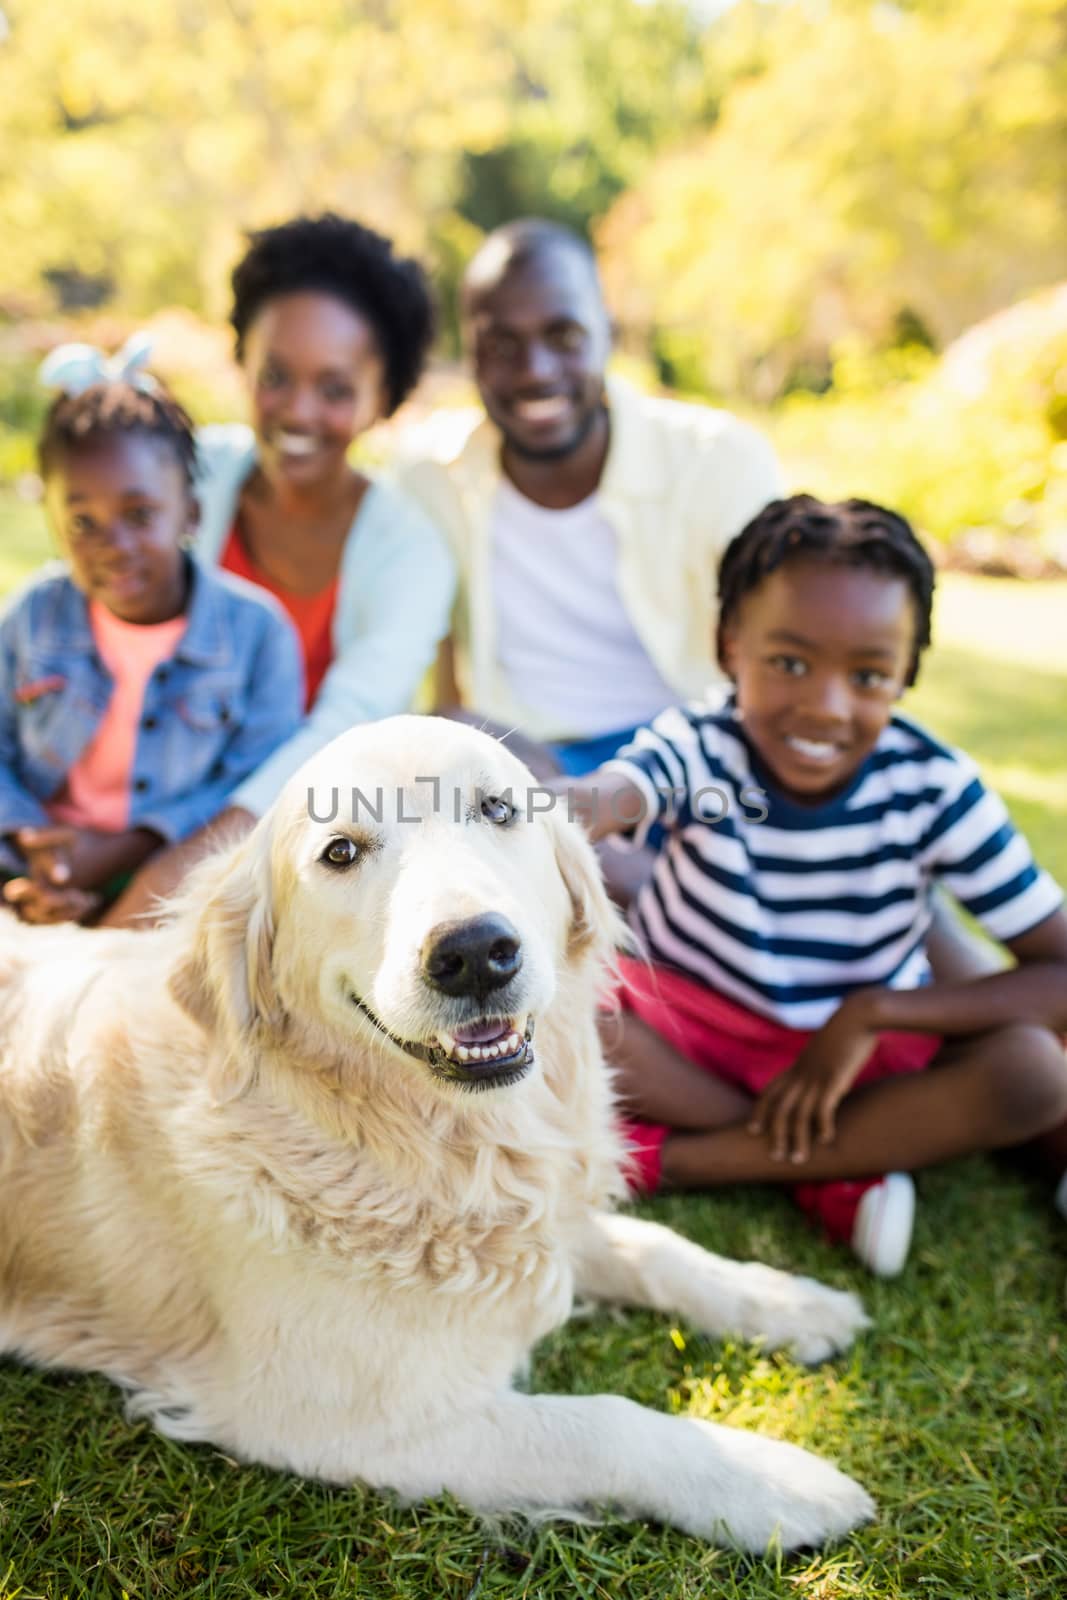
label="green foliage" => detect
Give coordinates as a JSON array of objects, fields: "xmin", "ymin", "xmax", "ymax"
[
  {"xmin": 0, "ymin": 0, "xmax": 717, "ymax": 321},
  {"xmin": 0, "ymin": 305, "xmax": 249, "ymax": 492},
  {"xmin": 0, "ymin": 352, "xmax": 45, "ymax": 480},
  {"xmin": 772, "ymin": 283, "xmax": 1067, "ymax": 549},
  {"xmin": 454, "ymin": 0, "xmax": 712, "ymax": 235},
  {"xmin": 3, "ymin": 0, "xmax": 1064, "ymax": 565},
  {"xmin": 2, "ymin": 0, "xmax": 519, "ymax": 311},
  {"xmin": 3, "ymin": 0, "xmax": 1064, "ymax": 407},
  {"xmin": 0, "ymin": 490, "xmax": 52, "ymax": 594},
  {"xmin": 598, "ymin": 0, "xmax": 1067, "ymax": 402}
]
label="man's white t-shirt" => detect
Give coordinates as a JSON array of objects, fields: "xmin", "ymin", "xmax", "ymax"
[{"xmin": 489, "ymin": 477, "xmax": 677, "ymax": 738}]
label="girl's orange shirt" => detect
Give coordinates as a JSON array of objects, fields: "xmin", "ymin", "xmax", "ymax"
[{"xmin": 50, "ymin": 604, "xmax": 187, "ymax": 830}]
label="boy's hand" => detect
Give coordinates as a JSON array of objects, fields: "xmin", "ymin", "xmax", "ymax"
[
  {"xmin": 748, "ymin": 997, "xmax": 880, "ymax": 1163},
  {"xmin": 544, "ymin": 775, "xmax": 594, "ymax": 831},
  {"xmin": 2, "ymin": 875, "xmax": 101, "ymax": 925},
  {"xmin": 543, "ymin": 770, "xmax": 649, "ymax": 842}
]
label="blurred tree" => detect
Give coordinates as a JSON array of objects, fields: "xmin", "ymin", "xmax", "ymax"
[
  {"xmin": 439, "ymin": 0, "xmax": 716, "ymax": 341},
  {"xmin": 0, "ymin": 0, "xmax": 716, "ymax": 320},
  {"xmin": 456, "ymin": 0, "xmax": 713, "ymax": 235},
  {"xmin": 1, "ymin": 0, "xmax": 525, "ymax": 311},
  {"xmin": 3, "ymin": 0, "xmax": 1064, "ymax": 406},
  {"xmin": 597, "ymin": 0, "xmax": 1067, "ymax": 400}
]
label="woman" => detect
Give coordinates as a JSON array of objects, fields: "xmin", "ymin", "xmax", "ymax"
[{"xmin": 103, "ymin": 214, "xmax": 455, "ymax": 922}]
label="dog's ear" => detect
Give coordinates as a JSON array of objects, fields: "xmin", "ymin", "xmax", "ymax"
[
  {"xmin": 168, "ymin": 823, "xmax": 279, "ymax": 1101},
  {"xmin": 547, "ymin": 808, "xmax": 627, "ymax": 963}
]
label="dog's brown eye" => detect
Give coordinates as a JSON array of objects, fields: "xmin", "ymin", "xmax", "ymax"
[
  {"xmin": 481, "ymin": 795, "xmax": 515, "ymax": 827},
  {"xmin": 321, "ymin": 836, "xmax": 360, "ymax": 869}
]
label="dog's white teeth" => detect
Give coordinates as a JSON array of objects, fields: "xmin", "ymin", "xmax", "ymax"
[{"xmin": 443, "ymin": 1026, "xmax": 526, "ymax": 1066}]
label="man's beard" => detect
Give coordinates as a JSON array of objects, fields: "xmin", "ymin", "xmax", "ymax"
[{"xmin": 500, "ymin": 401, "xmax": 605, "ymax": 463}]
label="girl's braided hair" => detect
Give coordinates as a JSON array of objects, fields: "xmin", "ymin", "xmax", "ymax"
[
  {"xmin": 716, "ymin": 494, "xmax": 935, "ymax": 686},
  {"xmin": 38, "ymin": 380, "xmax": 198, "ymax": 488}
]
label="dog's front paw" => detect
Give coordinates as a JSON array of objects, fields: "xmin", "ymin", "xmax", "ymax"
[
  {"xmin": 691, "ymin": 1422, "xmax": 874, "ymax": 1551},
  {"xmin": 736, "ymin": 1264, "xmax": 870, "ymax": 1364}
]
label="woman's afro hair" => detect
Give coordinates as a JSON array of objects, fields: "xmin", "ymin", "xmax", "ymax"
[{"xmin": 230, "ymin": 212, "xmax": 435, "ymax": 415}]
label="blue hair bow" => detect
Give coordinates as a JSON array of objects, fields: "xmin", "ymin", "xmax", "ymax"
[{"xmin": 38, "ymin": 331, "xmax": 157, "ymax": 396}]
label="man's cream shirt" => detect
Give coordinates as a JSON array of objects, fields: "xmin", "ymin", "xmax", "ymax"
[{"xmin": 396, "ymin": 376, "xmax": 784, "ymax": 741}]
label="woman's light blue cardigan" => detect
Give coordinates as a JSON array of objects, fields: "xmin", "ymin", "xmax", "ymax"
[{"xmin": 194, "ymin": 425, "xmax": 456, "ymax": 817}]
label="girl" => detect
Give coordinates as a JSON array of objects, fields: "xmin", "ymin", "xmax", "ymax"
[
  {"xmin": 561, "ymin": 495, "xmax": 1067, "ymax": 1275},
  {"xmin": 104, "ymin": 213, "xmax": 456, "ymax": 924},
  {"xmin": 0, "ymin": 344, "xmax": 303, "ymax": 924}
]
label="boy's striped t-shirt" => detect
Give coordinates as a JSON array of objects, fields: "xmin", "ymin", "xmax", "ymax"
[{"xmin": 606, "ymin": 696, "xmax": 1063, "ymax": 1030}]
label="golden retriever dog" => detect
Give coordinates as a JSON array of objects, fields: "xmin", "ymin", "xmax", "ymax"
[{"xmin": 0, "ymin": 717, "xmax": 874, "ymax": 1551}]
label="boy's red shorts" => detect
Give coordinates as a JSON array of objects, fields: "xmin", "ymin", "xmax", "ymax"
[{"xmin": 610, "ymin": 955, "xmax": 942, "ymax": 1194}]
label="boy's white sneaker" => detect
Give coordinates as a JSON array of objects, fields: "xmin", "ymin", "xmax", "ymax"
[
  {"xmin": 792, "ymin": 1171, "xmax": 916, "ymax": 1277},
  {"xmin": 851, "ymin": 1172, "xmax": 916, "ymax": 1278}
]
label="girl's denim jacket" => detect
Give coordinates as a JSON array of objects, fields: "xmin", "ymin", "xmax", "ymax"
[{"xmin": 0, "ymin": 556, "xmax": 303, "ymax": 860}]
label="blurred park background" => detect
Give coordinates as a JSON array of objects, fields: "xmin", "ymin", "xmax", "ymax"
[{"xmin": 2, "ymin": 0, "xmax": 1066, "ymax": 573}]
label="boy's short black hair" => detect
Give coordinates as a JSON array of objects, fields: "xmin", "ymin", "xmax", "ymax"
[
  {"xmin": 38, "ymin": 379, "xmax": 198, "ymax": 488},
  {"xmin": 717, "ymin": 494, "xmax": 936, "ymax": 686},
  {"xmin": 229, "ymin": 213, "xmax": 435, "ymax": 416}
]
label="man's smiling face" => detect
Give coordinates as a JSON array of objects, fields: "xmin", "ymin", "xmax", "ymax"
[{"xmin": 463, "ymin": 243, "xmax": 612, "ymax": 463}]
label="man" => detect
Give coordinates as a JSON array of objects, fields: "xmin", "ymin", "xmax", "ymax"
[{"xmin": 398, "ymin": 218, "xmax": 784, "ymax": 776}]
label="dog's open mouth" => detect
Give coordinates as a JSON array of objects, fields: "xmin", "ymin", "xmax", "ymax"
[
  {"xmin": 347, "ymin": 991, "xmax": 535, "ymax": 1090},
  {"xmin": 428, "ymin": 1017, "xmax": 534, "ymax": 1086}
]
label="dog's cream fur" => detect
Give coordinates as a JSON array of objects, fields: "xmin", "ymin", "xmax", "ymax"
[{"xmin": 0, "ymin": 717, "xmax": 874, "ymax": 1550}]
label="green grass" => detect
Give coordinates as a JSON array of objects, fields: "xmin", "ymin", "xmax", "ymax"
[
  {"xmin": 0, "ymin": 493, "xmax": 51, "ymax": 598},
  {"xmin": 1, "ymin": 492, "xmax": 1065, "ymax": 1598},
  {"xmin": 908, "ymin": 575, "xmax": 1067, "ymax": 886}
]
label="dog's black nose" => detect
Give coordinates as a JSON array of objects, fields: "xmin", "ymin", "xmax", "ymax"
[{"xmin": 422, "ymin": 914, "xmax": 523, "ymax": 997}]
